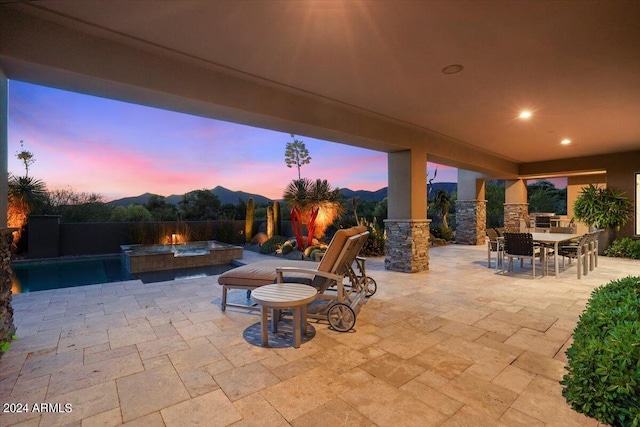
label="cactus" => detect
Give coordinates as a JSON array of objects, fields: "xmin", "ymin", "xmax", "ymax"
[
  {"xmin": 273, "ymin": 200, "xmax": 281, "ymax": 236},
  {"xmin": 245, "ymin": 198, "xmax": 254, "ymax": 243},
  {"xmin": 281, "ymin": 241, "xmax": 293, "ymax": 254},
  {"xmin": 266, "ymin": 206, "xmax": 274, "ymax": 239},
  {"xmin": 353, "ymin": 197, "xmax": 359, "ymax": 224}
]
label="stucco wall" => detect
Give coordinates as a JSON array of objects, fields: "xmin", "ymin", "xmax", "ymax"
[
  {"xmin": 521, "ymin": 151, "xmax": 639, "ymax": 238},
  {"xmin": 567, "ymin": 175, "xmax": 606, "ymax": 235}
]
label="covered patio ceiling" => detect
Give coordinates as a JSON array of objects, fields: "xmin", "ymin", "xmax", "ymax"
[{"xmin": 0, "ymin": 1, "xmax": 639, "ymax": 177}]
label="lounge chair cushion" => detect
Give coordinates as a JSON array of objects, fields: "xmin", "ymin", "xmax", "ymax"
[
  {"xmin": 218, "ymin": 259, "xmax": 318, "ymax": 287},
  {"xmin": 218, "ymin": 225, "xmax": 367, "ymax": 289}
]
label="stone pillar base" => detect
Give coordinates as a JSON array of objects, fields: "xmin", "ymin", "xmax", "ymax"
[
  {"xmin": 384, "ymin": 219, "xmax": 430, "ymax": 273},
  {"xmin": 456, "ymin": 200, "xmax": 487, "ymax": 245},
  {"xmin": 504, "ymin": 203, "xmax": 529, "ymax": 231}
]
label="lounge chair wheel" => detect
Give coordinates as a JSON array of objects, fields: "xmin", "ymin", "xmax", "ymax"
[
  {"xmin": 327, "ymin": 303, "xmax": 356, "ymax": 332},
  {"xmin": 364, "ymin": 277, "xmax": 377, "ymax": 297}
]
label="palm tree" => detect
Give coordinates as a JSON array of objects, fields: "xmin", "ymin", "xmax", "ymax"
[
  {"xmin": 283, "ymin": 178, "xmax": 311, "ymax": 210},
  {"xmin": 8, "ymin": 174, "xmax": 48, "ymax": 228},
  {"xmin": 283, "ymin": 178, "xmax": 344, "ymax": 239},
  {"xmin": 485, "ymin": 180, "xmax": 506, "ymax": 228},
  {"xmin": 527, "ymin": 180, "xmax": 561, "ymax": 213},
  {"xmin": 307, "ymin": 179, "xmax": 344, "ymax": 238}
]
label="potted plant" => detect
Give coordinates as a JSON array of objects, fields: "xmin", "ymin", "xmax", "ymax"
[{"xmin": 573, "ymin": 184, "xmax": 633, "ymax": 252}]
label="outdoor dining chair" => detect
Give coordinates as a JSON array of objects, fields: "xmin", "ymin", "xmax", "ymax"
[
  {"xmin": 486, "ymin": 228, "xmax": 503, "ymax": 269},
  {"xmin": 502, "ymin": 232, "xmax": 544, "ymax": 278},
  {"xmin": 558, "ymin": 234, "xmax": 590, "ymax": 279},
  {"xmin": 586, "ymin": 231, "xmax": 600, "ymax": 270}
]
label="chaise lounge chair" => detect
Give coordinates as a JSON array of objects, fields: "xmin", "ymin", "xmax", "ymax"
[{"xmin": 217, "ymin": 225, "xmax": 373, "ymax": 331}]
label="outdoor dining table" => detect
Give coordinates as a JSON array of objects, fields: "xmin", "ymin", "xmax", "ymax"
[{"xmin": 530, "ymin": 232, "xmax": 579, "ymax": 278}]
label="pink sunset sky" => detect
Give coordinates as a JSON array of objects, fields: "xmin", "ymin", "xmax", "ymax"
[{"xmin": 8, "ymin": 81, "xmax": 459, "ymax": 202}]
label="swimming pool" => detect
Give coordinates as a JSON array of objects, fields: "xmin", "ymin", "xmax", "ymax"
[{"xmin": 11, "ymin": 255, "xmax": 235, "ymax": 294}]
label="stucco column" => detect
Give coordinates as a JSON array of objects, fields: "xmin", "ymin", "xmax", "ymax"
[
  {"xmin": 504, "ymin": 179, "xmax": 528, "ymax": 230},
  {"xmin": 456, "ymin": 170, "xmax": 487, "ymax": 245},
  {"xmin": 384, "ymin": 149, "xmax": 430, "ymax": 273},
  {"xmin": 0, "ymin": 67, "xmax": 7, "ymax": 228}
]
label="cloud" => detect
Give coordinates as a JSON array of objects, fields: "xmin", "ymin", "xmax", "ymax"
[{"xmin": 8, "ymin": 80, "xmax": 458, "ymax": 201}]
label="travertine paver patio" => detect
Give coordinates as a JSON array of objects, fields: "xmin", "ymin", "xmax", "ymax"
[{"xmin": 2, "ymin": 244, "xmax": 634, "ymax": 426}]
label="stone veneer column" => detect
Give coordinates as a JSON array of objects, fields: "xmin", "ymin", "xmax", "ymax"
[
  {"xmin": 0, "ymin": 229, "xmax": 16, "ymax": 358},
  {"xmin": 456, "ymin": 200, "xmax": 487, "ymax": 245},
  {"xmin": 504, "ymin": 203, "xmax": 528, "ymax": 231},
  {"xmin": 384, "ymin": 219, "xmax": 430, "ymax": 273},
  {"xmin": 1, "ymin": 67, "xmax": 7, "ymax": 228}
]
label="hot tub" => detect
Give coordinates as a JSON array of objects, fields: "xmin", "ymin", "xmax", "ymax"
[{"xmin": 121, "ymin": 241, "xmax": 243, "ymax": 274}]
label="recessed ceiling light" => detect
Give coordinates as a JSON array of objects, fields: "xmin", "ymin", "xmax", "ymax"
[
  {"xmin": 561, "ymin": 139, "xmax": 571, "ymax": 145},
  {"xmin": 442, "ymin": 64, "xmax": 464, "ymax": 74},
  {"xmin": 519, "ymin": 110, "xmax": 532, "ymax": 119}
]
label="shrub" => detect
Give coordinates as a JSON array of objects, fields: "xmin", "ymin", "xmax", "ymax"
[
  {"xmin": 431, "ymin": 224, "xmax": 454, "ymax": 241},
  {"xmin": 561, "ymin": 276, "xmax": 640, "ymax": 427},
  {"xmin": 357, "ymin": 217, "xmax": 385, "ymax": 256},
  {"xmin": 605, "ymin": 238, "xmax": 640, "ymax": 259},
  {"xmin": 573, "ymin": 184, "xmax": 633, "ymax": 230},
  {"xmin": 215, "ymin": 221, "xmax": 234, "ymax": 244},
  {"xmin": 57, "ymin": 202, "xmax": 114, "ymax": 222},
  {"xmin": 259, "ymin": 235, "xmax": 289, "ymax": 254},
  {"xmin": 0, "ymin": 323, "xmax": 17, "ymax": 359},
  {"xmin": 110, "ymin": 205, "xmax": 152, "ymax": 222},
  {"xmin": 362, "ymin": 232, "xmax": 385, "ymax": 256}
]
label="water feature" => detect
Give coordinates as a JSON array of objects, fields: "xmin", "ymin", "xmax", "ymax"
[{"xmin": 121, "ymin": 240, "xmax": 243, "ymax": 274}]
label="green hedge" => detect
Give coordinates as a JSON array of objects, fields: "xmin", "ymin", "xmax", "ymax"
[
  {"xmin": 430, "ymin": 224, "xmax": 454, "ymax": 241},
  {"xmin": 561, "ymin": 276, "xmax": 640, "ymax": 426},
  {"xmin": 605, "ymin": 238, "xmax": 640, "ymax": 259}
]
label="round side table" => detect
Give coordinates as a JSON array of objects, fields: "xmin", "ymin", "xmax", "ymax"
[{"xmin": 251, "ymin": 283, "xmax": 317, "ymax": 348}]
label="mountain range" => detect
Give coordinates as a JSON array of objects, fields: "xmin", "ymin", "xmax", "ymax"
[{"xmin": 108, "ymin": 183, "xmax": 457, "ymax": 207}]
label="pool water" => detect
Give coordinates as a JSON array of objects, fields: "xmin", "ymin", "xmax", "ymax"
[{"xmin": 11, "ymin": 256, "xmax": 235, "ymax": 294}]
